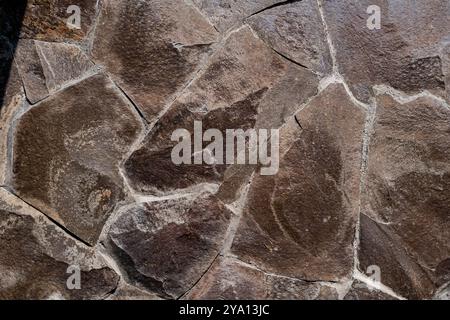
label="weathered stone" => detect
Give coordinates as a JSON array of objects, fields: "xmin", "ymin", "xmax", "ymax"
[
  {"xmin": 360, "ymin": 93, "xmax": 450, "ymax": 298},
  {"xmin": 344, "ymin": 280, "xmax": 397, "ymax": 300},
  {"xmin": 322, "ymin": 0, "xmax": 450, "ymax": 102},
  {"xmin": 92, "ymin": 0, "xmax": 219, "ymax": 121},
  {"xmin": 108, "ymin": 193, "xmax": 232, "ymax": 298},
  {"xmin": 21, "ymin": 0, "xmax": 97, "ymax": 42},
  {"xmin": 186, "ymin": 258, "xmax": 338, "ymax": 299},
  {"xmin": 108, "ymin": 282, "xmax": 162, "ymax": 300},
  {"xmin": 443, "ymin": 44, "xmax": 450, "ymax": 103},
  {"xmin": 15, "ymin": 40, "xmax": 93, "ymax": 103},
  {"xmin": 247, "ymin": 0, "xmax": 332, "ymax": 74},
  {"xmin": 124, "ymin": 27, "xmax": 318, "ymax": 197},
  {"xmin": 231, "ymin": 84, "xmax": 366, "ymax": 281},
  {"xmin": 192, "ymin": 0, "xmax": 290, "ymax": 32},
  {"xmin": 11, "ymin": 74, "xmax": 143, "ymax": 245},
  {"xmin": 0, "ymin": 188, "xmax": 119, "ymax": 299}
]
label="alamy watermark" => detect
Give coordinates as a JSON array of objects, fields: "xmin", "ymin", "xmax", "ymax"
[{"xmin": 171, "ymin": 121, "xmax": 280, "ymax": 175}]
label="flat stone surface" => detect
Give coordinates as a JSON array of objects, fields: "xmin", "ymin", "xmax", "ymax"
[
  {"xmin": 360, "ymin": 93, "xmax": 450, "ymax": 299},
  {"xmin": 231, "ymin": 84, "xmax": 366, "ymax": 281},
  {"xmin": 92, "ymin": 0, "xmax": 219, "ymax": 122},
  {"xmin": 322, "ymin": 0, "xmax": 450, "ymax": 102},
  {"xmin": 108, "ymin": 193, "xmax": 232, "ymax": 298},
  {"xmin": 186, "ymin": 258, "xmax": 338, "ymax": 300},
  {"xmin": 192, "ymin": 0, "xmax": 290, "ymax": 32},
  {"xmin": 124, "ymin": 27, "xmax": 318, "ymax": 197},
  {"xmin": 21, "ymin": 0, "xmax": 97, "ymax": 42},
  {"xmin": 11, "ymin": 74, "xmax": 143, "ymax": 245},
  {"xmin": 108, "ymin": 283, "xmax": 162, "ymax": 300},
  {"xmin": 247, "ymin": 0, "xmax": 332, "ymax": 74},
  {"xmin": 0, "ymin": 188, "xmax": 119, "ymax": 299},
  {"xmin": 344, "ymin": 280, "xmax": 397, "ymax": 300}
]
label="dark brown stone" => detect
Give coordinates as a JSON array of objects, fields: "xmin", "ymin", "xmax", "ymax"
[
  {"xmin": 108, "ymin": 193, "xmax": 232, "ymax": 298},
  {"xmin": 11, "ymin": 74, "xmax": 143, "ymax": 245},
  {"xmin": 247, "ymin": 0, "xmax": 332, "ymax": 74},
  {"xmin": 0, "ymin": 188, "xmax": 119, "ymax": 300},
  {"xmin": 124, "ymin": 27, "xmax": 318, "ymax": 197},
  {"xmin": 360, "ymin": 93, "xmax": 450, "ymax": 298},
  {"xmin": 92, "ymin": 0, "xmax": 219, "ymax": 122},
  {"xmin": 322, "ymin": 0, "xmax": 450, "ymax": 102},
  {"xmin": 186, "ymin": 258, "xmax": 338, "ymax": 300},
  {"xmin": 231, "ymin": 84, "xmax": 366, "ymax": 281},
  {"xmin": 21, "ymin": 0, "xmax": 97, "ymax": 42},
  {"xmin": 344, "ymin": 280, "xmax": 397, "ymax": 300}
]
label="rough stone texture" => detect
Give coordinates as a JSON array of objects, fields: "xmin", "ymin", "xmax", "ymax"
[
  {"xmin": 0, "ymin": 0, "xmax": 449, "ymax": 301},
  {"xmin": 92, "ymin": 0, "xmax": 219, "ymax": 122},
  {"xmin": 231, "ymin": 84, "xmax": 366, "ymax": 281},
  {"xmin": 0, "ymin": 188, "xmax": 119, "ymax": 299},
  {"xmin": 186, "ymin": 258, "xmax": 338, "ymax": 300},
  {"xmin": 247, "ymin": 0, "xmax": 332, "ymax": 74},
  {"xmin": 108, "ymin": 193, "xmax": 232, "ymax": 299},
  {"xmin": 360, "ymin": 94, "xmax": 450, "ymax": 299},
  {"xmin": 124, "ymin": 26, "xmax": 318, "ymax": 197},
  {"xmin": 14, "ymin": 39, "xmax": 94, "ymax": 103},
  {"xmin": 192, "ymin": 0, "xmax": 289, "ymax": 32},
  {"xmin": 322, "ymin": 0, "xmax": 450, "ymax": 102},
  {"xmin": 11, "ymin": 74, "xmax": 143, "ymax": 245},
  {"xmin": 21, "ymin": 0, "xmax": 98, "ymax": 42},
  {"xmin": 344, "ymin": 281, "xmax": 396, "ymax": 300}
]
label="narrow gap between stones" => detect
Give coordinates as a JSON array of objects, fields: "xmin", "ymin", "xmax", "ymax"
[{"xmin": 246, "ymin": 0, "xmax": 303, "ymax": 19}]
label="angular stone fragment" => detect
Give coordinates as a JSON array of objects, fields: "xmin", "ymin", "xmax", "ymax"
[
  {"xmin": 15, "ymin": 40, "xmax": 94, "ymax": 104},
  {"xmin": 108, "ymin": 283, "xmax": 162, "ymax": 300},
  {"xmin": 108, "ymin": 193, "xmax": 232, "ymax": 298},
  {"xmin": 186, "ymin": 258, "xmax": 338, "ymax": 300},
  {"xmin": 0, "ymin": 188, "xmax": 119, "ymax": 299},
  {"xmin": 247, "ymin": 0, "xmax": 332, "ymax": 74},
  {"xmin": 11, "ymin": 74, "xmax": 143, "ymax": 245},
  {"xmin": 231, "ymin": 84, "xmax": 366, "ymax": 281},
  {"xmin": 124, "ymin": 27, "xmax": 318, "ymax": 197},
  {"xmin": 360, "ymin": 93, "xmax": 450, "ymax": 298},
  {"xmin": 21, "ymin": 0, "xmax": 97, "ymax": 42},
  {"xmin": 344, "ymin": 280, "xmax": 397, "ymax": 300},
  {"xmin": 322, "ymin": 0, "xmax": 450, "ymax": 102},
  {"xmin": 192, "ymin": 0, "xmax": 290, "ymax": 32},
  {"xmin": 92, "ymin": 0, "xmax": 219, "ymax": 121}
]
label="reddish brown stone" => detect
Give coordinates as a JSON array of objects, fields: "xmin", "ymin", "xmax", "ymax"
[
  {"xmin": 231, "ymin": 84, "xmax": 366, "ymax": 281},
  {"xmin": 11, "ymin": 74, "xmax": 143, "ymax": 245}
]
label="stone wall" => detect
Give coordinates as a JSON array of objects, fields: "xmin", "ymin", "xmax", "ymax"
[{"xmin": 0, "ymin": 0, "xmax": 449, "ymax": 300}]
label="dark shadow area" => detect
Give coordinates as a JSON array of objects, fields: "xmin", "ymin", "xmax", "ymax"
[{"xmin": 0, "ymin": 0, "xmax": 28, "ymax": 108}]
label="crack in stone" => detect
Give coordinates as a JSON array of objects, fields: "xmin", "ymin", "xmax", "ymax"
[{"xmin": 246, "ymin": 0, "xmax": 304, "ymax": 19}]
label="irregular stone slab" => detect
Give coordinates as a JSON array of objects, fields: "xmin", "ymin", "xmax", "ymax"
[
  {"xmin": 108, "ymin": 283, "xmax": 162, "ymax": 300},
  {"xmin": 322, "ymin": 0, "xmax": 450, "ymax": 102},
  {"xmin": 0, "ymin": 188, "xmax": 119, "ymax": 299},
  {"xmin": 443, "ymin": 44, "xmax": 450, "ymax": 103},
  {"xmin": 21, "ymin": 0, "xmax": 97, "ymax": 42},
  {"xmin": 14, "ymin": 40, "xmax": 94, "ymax": 104},
  {"xmin": 11, "ymin": 74, "xmax": 143, "ymax": 245},
  {"xmin": 124, "ymin": 27, "xmax": 318, "ymax": 197},
  {"xmin": 360, "ymin": 93, "xmax": 450, "ymax": 298},
  {"xmin": 231, "ymin": 84, "xmax": 366, "ymax": 281},
  {"xmin": 186, "ymin": 258, "xmax": 338, "ymax": 299},
  {"xmin": 247, "ymin": 0, "xmax": 332, "ymax": 74},
  {"xmin": 92, "ymin": 0, "xmax": 219, "ymax": 121},
  {"xmin": 192, "ymin": 0, "xmax": 290, "ymax": 32},
  {"xmin": 108, "ymin": 193, "xmax": 232, "ymax": 298},
  {"xmin": 344, "ymin": 280, "xmax": 397, "ymax": 300}
]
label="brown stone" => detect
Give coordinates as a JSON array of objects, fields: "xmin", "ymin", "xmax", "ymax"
[
  {"xmin": 21, "ymin": 0, "xmax": 97, "ymax": 42},
  {"xmin": 322, "ymin": 0, "xmax": 450, "ymax": 102},
  {"xmin": 92, "ymin": 0, "xmax": 219, "ymax": 122},
  {"xmin": 11, "ymin": 74, "xmax": 143, "ymax": 245},
  {"xmin": 344, "ymin": 280, "xmax": 397, "ymax": 300},
  {"xmin": 124, "ymin": 27, "xmax": 318, "ymax": 197},
  {"xmin": 108, "ymin": 283, "xmax": 162, "ymax": 300},
  {"xmin": 108, "ymin": 193, "xmax": 232, "ymax": 298},
  {"xmin": 192, "ymin": 0, "xmax": 291, "ymax": 32},
  {"xmin": 231, "ymin": 84, "xmax": 366, "ymax": 281},
  {"xmin": 247, "ymin": 0, "xmax": 332, "ymax": 74},
  {"xmin": 0, "ymin": 188, "xmax": 119, "ymax": 299},
  {"xmin": 360, "ymin": 93, "xmax": 450, "ymax": 298},
  {"xmin": 186, "ymin": 258, "xmax": 338, "ymax": 300}
]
